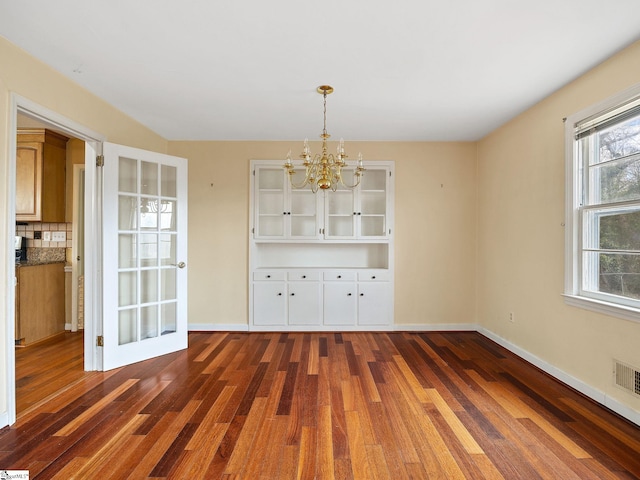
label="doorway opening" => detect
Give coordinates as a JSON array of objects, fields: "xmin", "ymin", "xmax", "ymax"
[
  {"xmin": 14, "ymin": 118, "xmax": 88, "ymax": 414},
  {"xmin": 6, "ymin": 94, "xmax": 104, "ymax": 425}
]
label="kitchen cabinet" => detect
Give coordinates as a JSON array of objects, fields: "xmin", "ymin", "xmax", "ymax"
[
  {"xmin": 15, "ymin": 263, "xmax": 66, "ymax": 345},
  {"xmin": 250, "ymin": 159, "xmax": 394, "ymax": 331},
  {"xmin": 16, "ymin": 129, "xmax": 68, "ymax": 222}
]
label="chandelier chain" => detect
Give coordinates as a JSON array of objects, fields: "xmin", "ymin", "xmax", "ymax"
[{"xmin": 323, "ymin": 91, "xmax": 328, "ymax": 137}]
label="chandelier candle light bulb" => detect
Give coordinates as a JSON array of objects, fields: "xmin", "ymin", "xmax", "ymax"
[{"xmin": 284, "ymin": 85, "xmax": 365, "ymax": 193}]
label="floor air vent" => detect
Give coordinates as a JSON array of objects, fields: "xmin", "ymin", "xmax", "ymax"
[{"xmin": 614, "ymin": 360, "xmax": 640, "ymax": 398}]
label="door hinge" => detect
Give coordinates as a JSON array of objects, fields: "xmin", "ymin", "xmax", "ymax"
[
  {"xmin": 96, "ymin": 155, "xmax": 105, "ymax": 167},
  {"xmin": 96, "ymin": 335, "xmax": 104, "ymax": 347}
]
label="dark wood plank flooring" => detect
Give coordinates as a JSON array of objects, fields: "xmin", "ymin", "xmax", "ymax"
[
  {"xmin": 3, "ymin": 331, "xmax": 640, "ymax": 479},
  {"xmin": 15, "ymin": 332, "xmax": 92, "ymax": 414}
]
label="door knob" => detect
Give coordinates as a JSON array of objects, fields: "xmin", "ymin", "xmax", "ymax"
[{"xmin": 173, "ymin": 262, "xmax": 186, "ymax": 269}]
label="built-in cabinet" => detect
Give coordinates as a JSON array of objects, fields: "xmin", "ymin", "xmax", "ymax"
[
  {"xmin": 16, "ymin": 129, "xmax": 68, "ymax": 222},
  {"xmin": 250, "ymin": 160, "xmax": 394, "ymax": 331}
]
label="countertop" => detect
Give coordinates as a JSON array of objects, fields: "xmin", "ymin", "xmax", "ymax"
[
  {"xmin": 16, "ymin": 260, "xmax": 67, "ymax": 268},
  {"xmin": 17, "ymin": 247, "xmax": 67, "ymax": 267}
]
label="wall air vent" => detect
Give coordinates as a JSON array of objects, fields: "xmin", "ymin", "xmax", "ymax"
[{"xmin": 613, "ymin": 360, "xmax": 640, "ymax": 398}]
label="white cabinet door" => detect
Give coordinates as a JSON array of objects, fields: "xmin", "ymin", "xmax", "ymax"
[
  {"xmin": 253, "ymin": 281, "xmax": 286, "ymax": 325},
  {"xmin": 358, "ymin": 282, "xmax": 391, "ymax": 326},
  {"xmin": 323, "ymin": 282, "xmax": 357, "ymax": 326},
  {"xmin": 288, "ymin": 281, "xmax": 321, "ymax": 325}
]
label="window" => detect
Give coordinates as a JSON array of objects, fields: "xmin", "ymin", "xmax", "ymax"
[{"xmin": 565, "ymin": 84, "xmax": 640, "ymax": 320}]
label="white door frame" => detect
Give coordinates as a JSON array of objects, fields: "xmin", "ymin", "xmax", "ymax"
[
  {"xmin": 70, "ymin": 164, "xmax": 86, "ymax": 332},
  {"xmin": 5, "ymin": 93, "xmax": 105, "ymax": 425}
]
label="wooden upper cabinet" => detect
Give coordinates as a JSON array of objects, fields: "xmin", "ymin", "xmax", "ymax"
[{"xmin": 16, "ymin": 129, "xmax": 68, "ymax": 222}]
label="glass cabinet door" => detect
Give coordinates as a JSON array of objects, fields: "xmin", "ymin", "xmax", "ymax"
[
  {"xmin": 359, "ymin": 168, "xmax": 387, "ymax": 237},
  {"xmin": 255, "ymin": 166, "xmax": 321, "ymax": 239},
  {"xmin": 326, "ymin": 191, "xmax": 355, "ymax": 238},
  {"xmin": 290, "ymin": 189, "xmax": 320, "ymax": 237},
  {"xmin": 256, "ymin": 167, "xmax": 286, "ymax": 237},
  {"xmin": 325, "ymin": 166, "xmax": 389, "ymax": 239}
]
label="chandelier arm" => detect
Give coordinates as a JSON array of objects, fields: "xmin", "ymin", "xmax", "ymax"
[
  {"xmin": 337, "ymin": 172, "xmax": 363, "ymax": 189},
  {"xmin": 286, "ymin": 167, "xmax": 314, "ymax": 189}
]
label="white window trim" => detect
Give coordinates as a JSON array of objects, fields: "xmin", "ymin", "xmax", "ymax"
[{"xmin": 564, "ymin": 82, "xmax": 640, "ymax": 323}]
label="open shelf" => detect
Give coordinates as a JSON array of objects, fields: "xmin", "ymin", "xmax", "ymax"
[{"xmin": 254, "ymin": 242, "xmax": 389, "ymax": 269}]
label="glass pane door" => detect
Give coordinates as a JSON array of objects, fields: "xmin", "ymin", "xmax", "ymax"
[{"xmin": 103, "ymin": 143, "xmax": 187, "ymax": 370}]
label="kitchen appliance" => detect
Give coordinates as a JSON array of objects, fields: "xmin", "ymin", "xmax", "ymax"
[{"xmin": 15, "ymin": 235, "xmax": 27, "ymax": 262}]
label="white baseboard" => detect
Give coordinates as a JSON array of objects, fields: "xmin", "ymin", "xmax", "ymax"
[
  {"xmin": 0, "ymin": 410, "xmax": 9, "ymax": 429},
  {"xmin": 478, "ymin": 326, "xmax": 640, "ymax": 427},
  {"xmin": 394, "ymin": 323, "xmax": 477, "ymax": 332},
  {"xmin": 188, "ymin": 323, "xmax": 249, "ymax": 332}
]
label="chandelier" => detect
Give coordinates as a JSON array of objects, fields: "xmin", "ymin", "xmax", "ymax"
[{"xmin": 284, "ymin": 85, "xmax": 364, "ymax": 193}]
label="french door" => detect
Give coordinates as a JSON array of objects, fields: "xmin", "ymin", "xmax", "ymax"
[{"xmin": 102, "ymin": 143, "xmax": 188, "ymax": 370}]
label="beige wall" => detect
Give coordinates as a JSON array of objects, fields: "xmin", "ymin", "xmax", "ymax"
[
  {"xmin": 477, "ymin": 40, "xmax": 640, "ymax": 413},
  {"xmin": 0, "ymin": 37, "xmax": 167, "ymax": 421},
  {"xmin": 168, "ymin": 141, "xmax": 478, "ymax": 327}
]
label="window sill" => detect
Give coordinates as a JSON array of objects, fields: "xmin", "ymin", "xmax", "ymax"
[{"xmin": 563, "ymin": 294, "xmax": 640, "ymax": 323}]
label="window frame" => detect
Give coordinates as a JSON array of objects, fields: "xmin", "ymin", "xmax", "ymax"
[{"xmin": 564, "ymin": 82, "xmax": 640, "ymax": 323}]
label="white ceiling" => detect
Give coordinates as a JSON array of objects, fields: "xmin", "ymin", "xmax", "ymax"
[{"xmin": 2, "ymin": 1, "xmax": 640, "ymax": 142}]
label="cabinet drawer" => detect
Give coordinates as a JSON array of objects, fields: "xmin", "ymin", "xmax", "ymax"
[
  {"xmin": 288, "ymin": 271, "xmax": 320, "ymax": 281},
  {"xmin": 253, "ymin": 271, "xmax": 286, "ymax": 281},
  {"xmin": 358, "ymin": 270, "xmax": 390, "ymax": 281},
  {"xmin": 323, "ymin": 271, "xmax": 357, "ymax": 282}
]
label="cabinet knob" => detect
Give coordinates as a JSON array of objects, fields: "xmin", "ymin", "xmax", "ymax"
[
  {"xmin": 371, "ymin": 275, "xmax": 376, "ymax": 279},
  {"xmin": 290, "ymin": 293, "xmax": 295, "ymax": 296},
  {"xmin": 358, "ymin": 212, "xmax": 362, "ymax": 215},
  {"xmin": 302, "ymin": 275, "xmax": 306, "ymax": 279},
  {"xmin": 266, "ymin": 275, "xmax": 271, "ymax": 278},
  {"xmin": 360, "ymin": 293, "xmax": 364, "ymax": 296},
  {"xmin": 277, "ymin": 293, "xmax": 282, "ymax": 296},
  {"xmin": 347, "ymin": 293, "xmax": 352, "ymax": 296},
  {"xmin": 353, "ymin": 212, "xmax": 357, "ymax": 215},
  {"xmin": 337, "ymin": 275, "xmax": 342, "ymax": 279}
]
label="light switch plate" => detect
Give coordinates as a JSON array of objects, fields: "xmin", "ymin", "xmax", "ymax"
[
  {"xmin": 43, "ymin": 231, "xmax": 51, "ymax": 241},
  {"xmin": 51, "ymin": 231, "xmax": 66, "ymax": 242}
]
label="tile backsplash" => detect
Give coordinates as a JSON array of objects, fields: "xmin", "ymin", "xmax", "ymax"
[{"xmin": 16, "ymin": 222, "xmax": 73, "ymax": 248}]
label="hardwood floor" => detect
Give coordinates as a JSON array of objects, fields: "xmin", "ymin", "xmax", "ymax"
[
  {"xmin": 15, "ymin": 332, "xmax": 92, "ymax": 414},
  {"xmin": 3, "ymin": 331, "xmax": 640, "ymax": 479}
]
